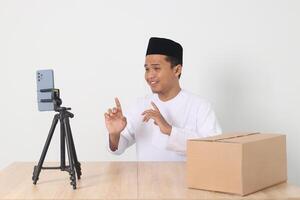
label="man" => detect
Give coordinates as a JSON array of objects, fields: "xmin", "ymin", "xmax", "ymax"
[{"xmin": 104, "ymin": 37, "xmax": 221, "ymax": 161}]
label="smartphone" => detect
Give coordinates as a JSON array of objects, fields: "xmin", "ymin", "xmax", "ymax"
[{"xmin": 36, "ymin": 69, "xmax": 55, "ymax": 111}]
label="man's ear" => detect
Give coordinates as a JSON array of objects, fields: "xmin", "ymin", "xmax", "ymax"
[{"xmin": 174, "ymin": 64, "xmax": 182, "ymax": 78}]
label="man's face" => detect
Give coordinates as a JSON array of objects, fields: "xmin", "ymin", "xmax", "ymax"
[{"xmin": 144, "ymin": 54, "xmax": 181, "ymax": 94}]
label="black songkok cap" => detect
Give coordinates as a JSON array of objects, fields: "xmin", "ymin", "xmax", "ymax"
[{"xmin": 146, "ymin": 37, "xmax": 183, "ymax": 64}]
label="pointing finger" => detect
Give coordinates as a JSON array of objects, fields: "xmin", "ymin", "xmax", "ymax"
[
  {"xmin": 115, "ymin": 97, "xmax": 122, "ymax": 109},
  {"xmin": 115, "ymin": 97, "xmax": 123, "ymax": 114},
  {"xmin": 151, "ymin": 102, "xmax": 159, "ymax": 111}
]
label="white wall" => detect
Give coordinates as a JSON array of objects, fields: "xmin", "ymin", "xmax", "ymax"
[{"xmin": 0, "ymin": 0, "xmax": 299, "ymax": 185}]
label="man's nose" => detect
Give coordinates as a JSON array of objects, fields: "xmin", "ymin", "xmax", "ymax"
[{"xmin": 147, "ymin": 70, "xmax": 156, "ymax": 79}]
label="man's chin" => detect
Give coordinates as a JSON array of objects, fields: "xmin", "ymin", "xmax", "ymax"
[{"xmin": 150, "ymin": 87, "xmax": 160, "ymax": 94}]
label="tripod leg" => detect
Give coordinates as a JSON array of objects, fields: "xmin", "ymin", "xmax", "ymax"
[
  {"xmin": 65, "ymin": 118, "xmax": 81, "ymax": 179},
  {"xmin": 64, "ymin": 117, "xmax": 77, "ymax": 189},
  {"xmin": 32, "ymin": 114, "xmax": 59, "ymax": 184},
  {"xmin": 60, "ymin": 118, "xmax": 66, "ymax": 170}
]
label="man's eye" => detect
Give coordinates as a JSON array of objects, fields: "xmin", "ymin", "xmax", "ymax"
[
  {"xmin": 154, "ymin": 68, "xmax": 160, "ymax": 70},
  {"xmin": 145, "ymin": 68, "xmax": 149, "ymax": 71}
]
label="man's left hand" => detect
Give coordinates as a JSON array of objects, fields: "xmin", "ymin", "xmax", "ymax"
[{"xmin": 142, "ymin": 101, "xmax": 172, "ymax": 135}]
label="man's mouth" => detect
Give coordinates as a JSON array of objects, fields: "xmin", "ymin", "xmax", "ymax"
[{"xmin": 149, "ymin": 81, "xmax": 159, "ymax": 86}]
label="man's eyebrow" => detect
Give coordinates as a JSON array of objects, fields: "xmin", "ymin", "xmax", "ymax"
[{"xmin": 144, "ymin": 63, "xmax": 160, "ymax": 67}]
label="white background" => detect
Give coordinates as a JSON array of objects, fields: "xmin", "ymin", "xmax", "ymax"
[{"xmin": 0, "ymin": 0, "xmax": 299, "ymax": 185}]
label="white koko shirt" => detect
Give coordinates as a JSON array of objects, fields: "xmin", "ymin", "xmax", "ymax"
[{"xmin": 108, "ymin": 89, "xmax": 222, "ymax": 161}]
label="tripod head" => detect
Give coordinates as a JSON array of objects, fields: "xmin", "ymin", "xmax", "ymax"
[{"xmin": 40, "ymin": 88, "xmax": 70, "ymax": 112}]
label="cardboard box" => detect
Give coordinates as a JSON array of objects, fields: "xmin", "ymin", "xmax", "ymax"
[{"xmin": 187, "ymin": 133, "xmax": 287, "ymax": 196}]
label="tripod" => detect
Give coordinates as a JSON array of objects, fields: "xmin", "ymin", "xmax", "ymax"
[{"xmin": 32, "ymin": 91, "xmax": 81, "ymax": 189}]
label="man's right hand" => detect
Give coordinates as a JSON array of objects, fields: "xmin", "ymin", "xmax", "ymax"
[{"xmin": 104, "ymin": 98, "xmax": 127, "ymax": 150}]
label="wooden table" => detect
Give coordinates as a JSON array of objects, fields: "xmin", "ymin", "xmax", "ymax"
[{"xmin": 0, "ymin": 162, "xmax": 300, "ymax": 199}]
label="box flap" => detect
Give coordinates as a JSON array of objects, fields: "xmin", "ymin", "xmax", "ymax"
[
  {"xmin": 225, "ymin": 133, "xmax": 284, "ymax": 144},
  {"xmin": 190, "ymin": 132, "xmax": 260, "ymax": 143}
]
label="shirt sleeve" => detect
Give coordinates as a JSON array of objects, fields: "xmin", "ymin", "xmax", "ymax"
[
  {"xmin": 107, "ymin": 110, "xmax": 137, "ymax": 155},
  {"xmin": 106, "ymin": 129, "xmax": 135, "ymax": 155},
  {"xmin": 166, "ymin": 102, "xmax": 222, "ymax": 154}
]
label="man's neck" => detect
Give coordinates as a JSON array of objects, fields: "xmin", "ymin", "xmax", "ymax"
[{"xmin": 157, "ymin": 85, "xmax": 181, "ymax": 102}]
